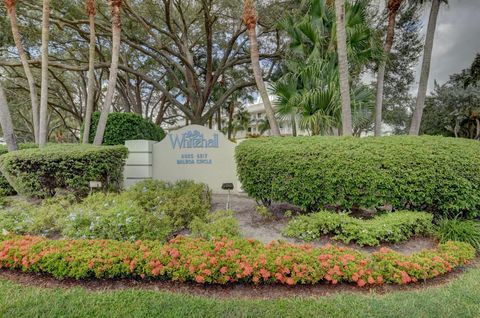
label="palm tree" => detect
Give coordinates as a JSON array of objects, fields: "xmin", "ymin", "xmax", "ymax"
[
  {"xmin": 38, "ymin": 0, "xmax": 50, "ymax": 147},
  {"xmin": 243, "ymin": 0, "xmax": 281, "ymax": 137},
  {"xmin": 335, "ymin": 0, "xmax": 353, "ymax": 136},
  {"xmin": 94, "ymin": 0, "xmax": 122, "ymax": 145},
  {"xmin": 82, "ymin": 0, "xmax": 97, "ymax": 144},
  {"xmin": 374, "ymin": 0, "xmax": 403, "ymax": 136},
  {"xmin": 4, "ymin": 0, "xmax": 40, "ymax": 143},
  {"xmin": 409, "ymin": 0, "xmax": 444, "ymax": 135},
  {"xmin": 274, "ymin": 0, "xmax": 380, "ymax": 136},
  {"xmin": 0, "ymin": 82, "xmax": 18, "ymax": 151}
]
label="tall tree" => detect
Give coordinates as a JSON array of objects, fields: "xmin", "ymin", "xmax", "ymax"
[
  {"xmin": 0, "ymin": 82, "xmax": 18, "ymax": 151},
  {"xmin": 243, "ymin": 0, "xmax": 281, "ymax": 136},
  {"xmin": 38, "ymin": 0, "xmax": 50, "ymax": 147},
  {"xmin": 409, "ymin": 0, "xmax": 443, "ymax": 135},
  {"xmin": 374, "ymin": 0, "xmax": 403, "ymax": 136},
  {"xmin": 335, "ymin": 0, "xmax": 352, "ymax": 136},
  {"xmin": 380, "ymin": 4, "xmax": 423, "ymax": 135},
  {"xmin": 82, "ymin": 0, "xmax": 97, "ymax": 144},
  {"xmin": 93, "ymin": 0, "xmax": 122, "ymax": 146},
  {"xmin": 4, "ymin": 0, "xmax": 40, "ymax": 143}
]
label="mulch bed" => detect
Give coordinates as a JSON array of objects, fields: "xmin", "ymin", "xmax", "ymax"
[{"xmin": 0, "ymin": 257, "xmax": 478, "ymax": 300}]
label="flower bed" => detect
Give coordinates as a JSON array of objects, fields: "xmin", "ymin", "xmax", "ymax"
[{"xmin": 0, "ymin": 235, "xmax": 475, "ymax": 286}]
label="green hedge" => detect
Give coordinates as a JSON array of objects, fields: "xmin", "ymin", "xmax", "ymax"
[
  {"xmin": 236, "ymin": 136, "xmax": 480, "ymax": 217},
  {"xmin": 0, "ymin": 144, "xmax": 128, "ymax": 198},
  {"xmin": 284, "ymin": 211, "xmax": 434, "ymax": 246},
  {"xmin": 87, "ymin": 112, "xmax": 165, "ymax": 145},
  {"xmin": 0, "ymin": 144, "xmax": 37, "ymax": 196}
]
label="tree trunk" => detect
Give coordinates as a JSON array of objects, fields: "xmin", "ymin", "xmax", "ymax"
[
  {"xmin": 228, "ymin": 102, "xmax": 234, "ymax": 139},
  {"xmin": 0, "ymin": 82, "xmax": 18, "ymax": 151},
  {"xmin": 38, "ymin": 0, "xmax": 50, "ymax": 147},
  {"xmin": 94, "ymin": 3, "xmax": 122, "ymax": 146},
  {"xmin": 244, "ymin": 0, "xmax": 280, "ymax": 137},
  {"xmin": 409, "ymin": 0, "xmax": 440, "ymax": 136},
  {"xmin": 335, "ymin": 0, "xmax": 352, "ymax": 136},
  {"xmin": 247, "ymin": 27, "xmax": 280, "ymax": 136},
  {"xmin": 82, "ymin": 7, "xmax": 96, "ymax": 144},
  {"xmin": 6, "ymin": 4, "xmax": 40, "ymax": 143},
  {"xmin": 291, "ymin": 114, "xmax": 297, "ymax": 137},
  {"xmin": 475, "ymin": 118, "xmax": 480, "ymax": 140},
  {"xmin": 374, "ymin": 0, "xmax": 402, "ymax": 137},
  {"xmin": 216, "ymin": 108, "xmax": 222, "ymax": 131}
]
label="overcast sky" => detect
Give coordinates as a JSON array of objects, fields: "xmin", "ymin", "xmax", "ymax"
[{"xmin": 416, "ymin": 0, "xmax": 480, "ymax": 92}]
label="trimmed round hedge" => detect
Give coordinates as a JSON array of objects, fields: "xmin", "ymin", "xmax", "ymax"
[
  {"xmin": 0, "ymin": 144, "xmax": 128, "ymax": 198},
  {"xmin": 0, "ymin": 143, "xmax": 37, "ymax": 196},
  {"xmin": 235, "ymin": 136, "xmax": 480, "ymax": 217},
  {"xmin": 87, "ymin": 112, "xmax": 165, "ymax": 145}
]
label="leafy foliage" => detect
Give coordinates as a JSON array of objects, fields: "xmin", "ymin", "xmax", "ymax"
[
  {"xmin": 284, "ymin": 211, "xmax": 433, "ymax": 246},
  {"xmin": 422, "ymin": 54, "xmax": 480, "ymax": 139},
  {"xmin": 436, "ymin": 218, "xmax": 480, "ymax": 250},
  {"xmin": 0, "ymin": 195, "xmax": 75, "ymax": 237},
  {"xmin": 0, "ymin": 235, "xmax": 474, "ymax": 286},
  {"xmin": 273, "ymin": 0, "xmax": 382, "ymax": 135},
  {"xmin": 0, "ymin": 144, "xmax": 128, "ymax": 198},
  {"xmin": 127, "ymin": 180, "xmax": 211, "ymax": 228},
  {"xmin": 0, "ymin": 180, "xmax": 211, "ymax": 241},
  {"xmin": 0, "ymin": 143, "xmax": 37, "ymax": 196},
  {"xmin": 189, "ymin": 210, "xmax": 240, "ymax": 239},
  {"xmin": 61, "ymin": 192, "xmax": 174, "ymax": 241},
  {"xmin": 87, "ymin": 112, "xmax": 165, "ymax": 145},
  {"xmin": 236, "ymin": 136, "xmax": 480, "ymax": 216}
]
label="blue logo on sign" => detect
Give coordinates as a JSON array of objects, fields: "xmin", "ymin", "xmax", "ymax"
[{"xmin": 169, "ymin": 130, "xmax": 219, "ymax": 149}]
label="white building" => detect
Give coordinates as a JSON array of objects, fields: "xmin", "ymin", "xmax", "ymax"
[
  {"xmin": 233, "ymin": 97, "xmax": 308, "ymax": 140},
  {"xmin": 163, "ymin": 96, "xmax": 308, "ymax": 139}
]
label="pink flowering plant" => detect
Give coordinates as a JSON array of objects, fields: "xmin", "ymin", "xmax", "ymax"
[{"xmin": 0, "ymin": 235, "xmax": 475, "ymax": 287}]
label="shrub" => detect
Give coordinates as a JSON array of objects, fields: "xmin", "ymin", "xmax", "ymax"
[
  {"xmin": 0, "ymin": 144, "xmax": 128, "ymax": 198},
  {"xmin": 0, "ymin": 143, "xmax": 37, "ymax": 196},
  {"xmin": 127, "ymin": 180, "xmax": 211, "ymax": 228},
  {"xmin": 436, "ymin": 218, "xmax": 480, "ymax": 250},
  {"xmin": 0, "ymin": 180, "xmax": 210, "ymax": 241},
  {"xmin": 87, "ymin": 112, "xmax": 165, "ymax": 145},
  {"xmin": 0, "ymin": 235, "xmax": 474, "ymax": 286},
  {"xmin": 284, "ymin": 211, "xmax": 434, "ymax": 246},
  {"xmin": 236, "ymin": 136, "xmax": 480, "ymax": 217},
  {"xmin": 61, "ymin": 192, "xmax": 174, "ymax": 241},
  {"xmin": 0, "ymin": 196, "xmax": 74, "ymax": 237},
  {"xmin": 190, "ymin": 210, "xmax": 240, "ymax": 239}
]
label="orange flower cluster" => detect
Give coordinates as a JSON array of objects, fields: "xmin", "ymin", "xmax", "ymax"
[{"xmin": 0, "ymin": 235, "xmax": 475, "ymax": 287}]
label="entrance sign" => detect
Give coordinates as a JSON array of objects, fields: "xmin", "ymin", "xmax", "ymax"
[{"xmin": 124, "ymin": 125, "xmax": 239, "ymax": 193}]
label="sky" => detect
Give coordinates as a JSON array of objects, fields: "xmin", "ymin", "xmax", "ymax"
[{"xmin": 416, "ymin": 0, "xmax": 480, "ymax": 92}]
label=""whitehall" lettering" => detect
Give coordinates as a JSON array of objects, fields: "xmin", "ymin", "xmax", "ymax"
[{"xmin": 169, "ymin": 130, "xmax": 219, "ymax": 149}]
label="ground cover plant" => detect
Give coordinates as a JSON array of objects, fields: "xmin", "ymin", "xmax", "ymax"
[
  {"xmin": 0, "ymin": 144, "xmax": 128, "ymax": 198},
  {"xmin": 0, "ymin": 235, "xmax": 474, "ymax": 286},
  {"xmin": 284, "ymin": 211, "xmax": 434, "ymax": 246},
  {"xmin": 60, "ymin": 192, "xmax": 174, "ymax": 241},
  {"xmin": 190, "ymin": 210, "xmax": 240, "ymax": 239},
  {"xmin": 236, "ymin": 136, "xmax": 480, "ymax": 217},
  {"xmin": 0, "ymin": 180, "xmax": 211, "ymax": 241},
  {"xmin": 127, "ymin": 180, "xmax": 211, "ymax": 228}
]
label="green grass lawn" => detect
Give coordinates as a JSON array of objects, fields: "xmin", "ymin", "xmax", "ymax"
[{"xmin": 0, "ymin": 266, "xmax": 479, "ymax": 318}]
